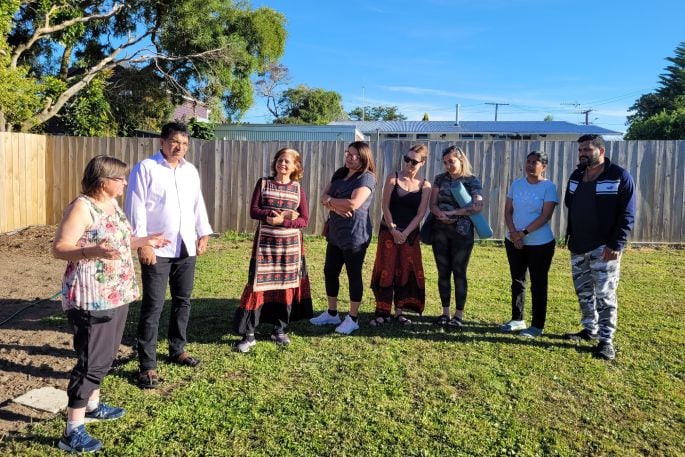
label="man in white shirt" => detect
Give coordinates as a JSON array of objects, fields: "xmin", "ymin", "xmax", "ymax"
[{"xmin": 125, "ymin": 121, "xmax": 213, "ymax": 388}]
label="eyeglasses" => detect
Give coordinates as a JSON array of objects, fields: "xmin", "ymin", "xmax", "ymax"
[
  {"xmin": 344, "ymin": 151, "xmax": 360, "ymax": 160},
  {"xmin": 403, "ymin": 155, "xmax": 422, "ymax": 166},
  {"xmin": 107, "ymin": 176, "xmax": 126, "ymax": 182}
]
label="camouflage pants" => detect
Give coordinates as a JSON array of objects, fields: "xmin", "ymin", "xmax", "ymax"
[{"xmin": 571, "ymin": 245, "xmax": 621, "ymax": 342}]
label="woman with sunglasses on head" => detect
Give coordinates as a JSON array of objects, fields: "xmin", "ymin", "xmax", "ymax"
[
  {"xmin": 52, "ymin": 155, "xmax": 168, "ymax": 453},
  {"xmin": 369, "ymin": 144, "xmax": 431, "ymax": 327},
  {"xmin": 310, "ymin": 142, "xmax": 376, "ymax": 335},
  {"xmin": 429, "ymin": 145, "xmax": 484, "ymax": 328},
  {"xmin": 500, "ymin": 151, "xmax": 558, "ymax": 337}
]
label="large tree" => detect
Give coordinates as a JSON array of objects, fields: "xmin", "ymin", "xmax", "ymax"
[
  {"xmin": 275, "ymin": 85, "xmax": 343, "ymax": 125},
  {"xmin": 625, "ymin": 41, "xmax": 685, "ymax": 139},
  {"xmin": 1, "ymin": 0, "xmax": 286, "ymax": 132},
  {"xmin": 348, "ymin": 105, "xmax": 407, "ymax": 121}
]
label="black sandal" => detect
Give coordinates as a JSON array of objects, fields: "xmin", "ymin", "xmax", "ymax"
[
  {"xmin": 434, "ymin": 315, "xmax": 450, "ymax": 326},
  {"xmin": 369, "ymin": 316, "xmax": 390, "ymax": 327},
  {"xmin": 395, "ymin": 315, "xmax": 412, "ymax": 326}
]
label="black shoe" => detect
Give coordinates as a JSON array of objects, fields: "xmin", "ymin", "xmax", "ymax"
[
  {"xmin": 564, "ymin": 329, "xmax": 599, "ymax": 341},
  {"xmin": 270, "ymin": 330, "xmax": 291, "ymax": 346},
  {"xmin": 593, "ymin": 341, "xmax": 616, "ymax": 360},
  {"xmin": 447, "ymin": 317, "xmax": 464, "ymax": 328}
]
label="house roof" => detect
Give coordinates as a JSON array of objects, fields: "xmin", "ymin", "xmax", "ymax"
[{"xmin": 330, "ymin": 120, "xmax": 622, "ymax": 136}]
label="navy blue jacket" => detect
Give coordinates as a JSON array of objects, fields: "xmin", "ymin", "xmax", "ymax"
[{"xmin": 564, "ymin": 157, "xmax": 636, "ymax": 252}]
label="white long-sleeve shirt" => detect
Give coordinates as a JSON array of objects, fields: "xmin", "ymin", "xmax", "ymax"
[{"xmin": 125, "ymin": 151, "xmax": 213, "ymax": 257}]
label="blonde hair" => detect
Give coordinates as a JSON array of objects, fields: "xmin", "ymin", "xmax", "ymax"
[
  {"xmin": 408, "ymin": 144, "xmax": 428, "ymax": 160},
  {"xmin": 271, "ymin": 148, "xmax": 303, "ymax": 181},
  {"xmin": 442, "ymin": 145, "xmax": 473, "ymax": 177}
]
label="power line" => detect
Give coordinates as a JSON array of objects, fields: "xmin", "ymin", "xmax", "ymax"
[{"xmin": 485, "ymin": 102, "xmax": 509, "ymax": 121}]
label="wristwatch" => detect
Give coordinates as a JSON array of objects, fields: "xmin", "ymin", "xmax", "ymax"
[{"xmin": 522, "ymin": 228, "xmax": 529, "ymax": 236}]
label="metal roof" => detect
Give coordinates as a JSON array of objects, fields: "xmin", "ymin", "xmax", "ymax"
[
  {"xmin": 330, "ymin": 121, "xmax": 621, "ymax": 136},
  {"xmin": 214, "ymin": 123, "xmax": 363, "ymax": 141}
]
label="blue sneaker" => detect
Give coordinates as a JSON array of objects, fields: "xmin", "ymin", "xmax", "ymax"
[
  {"xmin": 519, "ymin": 326, "xmax": 544, "ymax": 338},
  {"xmin": 84, "ymin": 403, "xmax": 125, "ymax": 422},
  {"xmin": 58, "ymin": 425, "xmax": 102, "ymax": 453}
]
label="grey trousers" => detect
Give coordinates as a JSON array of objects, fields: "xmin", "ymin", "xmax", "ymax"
[{"xmin": 571, "ymin": 245, "xmax": 621, "ymax": 342}]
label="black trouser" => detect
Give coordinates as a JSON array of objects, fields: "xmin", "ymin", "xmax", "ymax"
[
  {"xmin": 67, "ymin": 305, "xmax": 129, "ymax": 408},
  {"xmin": 431, "ymin": 225, "xmax": 474, "ymax": 311},
  {"xmin": 324, "ymin": 242, "xmax": 368, "ymax": 302},
  {"xmin": 505, "ymin": 239, "xmax": 555, "ymax": 329},
  {"xmin": 138, "ymin": 251, "xmax": 197, "ymax": 371}
]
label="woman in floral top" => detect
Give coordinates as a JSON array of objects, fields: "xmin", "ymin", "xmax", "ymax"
[{"xmin": 52, "ymin": 155, "xmax": 168, "ymax": 454}]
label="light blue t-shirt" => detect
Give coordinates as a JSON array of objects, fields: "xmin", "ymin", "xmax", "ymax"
[{"xmin": 506, "ymin": 177, "xmax": 559, "ymax": 245}]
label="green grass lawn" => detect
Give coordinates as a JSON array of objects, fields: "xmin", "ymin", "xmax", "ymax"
[{"xmin": 4, "ymin": 236, "xmax": 685, "ymax": 456}]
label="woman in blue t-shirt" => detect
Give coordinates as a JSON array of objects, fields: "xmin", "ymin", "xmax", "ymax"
[
  {"xmin": 500, "ymin": 151, "xmax": 558, "ymax": 337},
  {"xmin": 310, "ymin": 142, "xmax": 376, "ymax": 335}
]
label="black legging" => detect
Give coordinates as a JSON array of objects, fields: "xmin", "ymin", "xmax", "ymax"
[
  {"xmin": 431, "ymin": 225, "xmax": 474, "ymax": 310},
  {"xmin": 324, "ymin": 242, "xmax": 369, "ymax": 302}
]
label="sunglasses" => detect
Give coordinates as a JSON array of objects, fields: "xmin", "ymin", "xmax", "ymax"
[{"xmin": 403, "ymin": 156, "xmax": 422, "ymax": 166}]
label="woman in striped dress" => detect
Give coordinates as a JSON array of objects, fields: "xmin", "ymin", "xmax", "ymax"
[{"xmin": 233, "ymin": 148, "xmax": 313, "ymax": 352}]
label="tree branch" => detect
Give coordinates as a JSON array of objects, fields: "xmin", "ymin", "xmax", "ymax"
[{"xmin": 10, "ymin": 3, "xmax": 126, "ymax": 69}]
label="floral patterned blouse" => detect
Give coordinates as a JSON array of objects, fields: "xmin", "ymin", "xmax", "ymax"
[{"xmin": 61, "ymin": 195, "xmax": 139, "ymax": 311}]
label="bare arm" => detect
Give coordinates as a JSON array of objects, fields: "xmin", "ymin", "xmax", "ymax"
[{"xmin": 53, "ymin": 199, "xmax": 119, "ymax": 261}]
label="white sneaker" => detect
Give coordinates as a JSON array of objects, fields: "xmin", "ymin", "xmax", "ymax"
[
  {"xmin": 334, "ymin": 315, "xmax": 360, "ymax": 335},
  {"xmin": 310, "ymin": 311, "xmax": 342, "ymax": 326},
  {"xmin": 500, "ymin": 319, "xmax": 527, "ymax": 332}
]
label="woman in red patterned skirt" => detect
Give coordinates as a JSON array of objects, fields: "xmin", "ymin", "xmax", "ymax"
[
  {"xmin": 369, "ymin": 144, "xmax": 432, "ymax": 326},
  {"xmin": 233, "ymin": 148, "xmax": 313, "ymax": 352}
]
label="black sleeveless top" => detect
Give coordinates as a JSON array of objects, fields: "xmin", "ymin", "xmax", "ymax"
[{"xmin": 387, "ymin": 172, "xmax": 424, "ymax": 230}]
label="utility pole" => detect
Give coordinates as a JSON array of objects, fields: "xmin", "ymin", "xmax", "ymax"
[
  {"xmin": 580, "ymin": 109, "xmax": 594, "ymax": 125},
  {"xmin": 485, "ymin": 102, "xmax": 509, "ymax": 121},
  {"xmin": 362, "ymin": 86, "xmax": 365, "ymax": 121}
]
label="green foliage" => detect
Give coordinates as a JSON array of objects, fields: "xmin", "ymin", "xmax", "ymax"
[
  {"xmin": 626, "ymin": 41, "xmax": 685, "ymax": 139},
  {"xmin": 624, "ymin": 105, "xmax": 685, "ymax": 140},
  {"xmin": 544, "ymin": 114, "xmax": 554, "ymax": 121},
  {"xmin": 2, "ymin": 0, "xmax": 287, "ymax": 132},
  {"xmin": 106, "ymin": 65, "xmax": 174, "ymax": 137},
  {"xmin": 349, "ymin": 105, "xmax": 408, "ymax": 121},
  {"xmin": 188, "ymin": 117, "xmax": 215, "ymax": 139},
  {"xmin": 64, "ymin": 77, "xmax": 116, "ymax": 137},
  {"xmin": 275, "ymin": 84, "xmax": 344, "ymax": 124},
  {"xmin": 3, "ymin": 240, "xmax": 685, "ymax": 456},
  {"xmin": 422, "ymin": 112, "xmax": 430, "ymax": 121}
]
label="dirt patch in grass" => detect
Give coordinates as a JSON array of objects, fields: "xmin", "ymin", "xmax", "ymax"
[{"xmin": 0, "ymin": 225, "xmax": 133, "ymax": 436}]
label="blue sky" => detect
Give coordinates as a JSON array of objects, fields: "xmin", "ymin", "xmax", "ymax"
[{"xmin": 245, "ymin": 0, "xmax": 685, "ymax": 133}]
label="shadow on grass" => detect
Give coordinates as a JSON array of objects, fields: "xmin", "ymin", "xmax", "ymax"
[{"xmin": 126, "ymin": 298, "xmax": 597, "ymax": 356}]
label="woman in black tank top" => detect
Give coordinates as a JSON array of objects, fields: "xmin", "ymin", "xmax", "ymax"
[{"xmin": 369, "ymin": 144, "xmax": 432, "ymax": 326}]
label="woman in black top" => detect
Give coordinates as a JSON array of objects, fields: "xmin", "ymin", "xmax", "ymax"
[{"xmin": 369, "ymin": 144, "xmax": 431, "ymax": 326}]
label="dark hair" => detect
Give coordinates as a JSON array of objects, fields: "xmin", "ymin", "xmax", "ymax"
[
  {"xmin": 271, "ymin": 148, "xmax": 303, "ymax": 181},
  {"xmin": 527, "ymin": 150, "xmax": 549, "ymax": 165},
  {"xmin": 161, "ymin": 121, "xmax": 189, "ymax": 140},
  {"xmin": 81, "ymin": 155, "xmax": 128, "ymax": 197},
  {"xmin": 331, "ymin": 141, "xmax": 376, "ymax": 182},
  {"xmin": 577, "ymin": 134, "xmax": 605, "ymax": 149}
]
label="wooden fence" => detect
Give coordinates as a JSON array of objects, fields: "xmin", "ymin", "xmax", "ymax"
[{"xmin": 1, "ymin": 132, "xmax": 684, "ymax": 243}]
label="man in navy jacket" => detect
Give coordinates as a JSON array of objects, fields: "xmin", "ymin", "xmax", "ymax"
[{"xmin": 563, "ymin": 134, "xmax": 636, "ymax": 360}]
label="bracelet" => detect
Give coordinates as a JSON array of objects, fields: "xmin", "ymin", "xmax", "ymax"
[{"xmin": 81, "ymin": 247, "xmax": 87, "ymax": 259}]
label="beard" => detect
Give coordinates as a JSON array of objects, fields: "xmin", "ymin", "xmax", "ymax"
[{"xmin": 577, "ymin": 155, "xmax": 600, "ymax": 170}]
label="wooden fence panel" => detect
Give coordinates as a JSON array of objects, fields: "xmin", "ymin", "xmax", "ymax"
[
  {"xmin": 1, "ymin": 133, "xmax": 684, "ymax": 243},
  {"xmin": 0, "ymin": 133, "xmax": 46, "ymax": 233}
]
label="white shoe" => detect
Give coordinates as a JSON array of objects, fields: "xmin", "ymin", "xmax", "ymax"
[
  {"xmin": 500, "ymin": 319, "xmax": 527, "ymax": 332},
  {"xmin": 334, "ymin": 315, "xmax": 360, "ymax": 335},
  {"xmin": 310, "ymin": 311, "xmax": 342, "ymax": 326}
]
